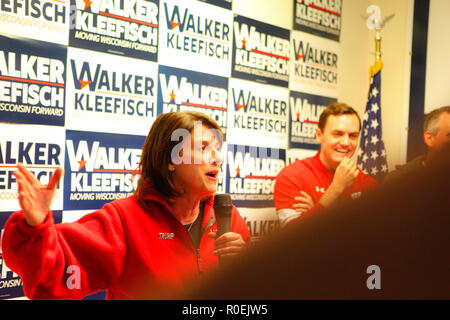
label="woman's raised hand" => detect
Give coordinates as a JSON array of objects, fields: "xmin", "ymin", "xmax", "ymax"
[{"xmin": 13, "ymin": 164, "xmax": 63, "ymax": 227}]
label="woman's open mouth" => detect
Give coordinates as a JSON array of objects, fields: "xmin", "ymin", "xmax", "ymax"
[{"xmin": 206, "ymin": 170, "xmax": 218, "ymax": 179}]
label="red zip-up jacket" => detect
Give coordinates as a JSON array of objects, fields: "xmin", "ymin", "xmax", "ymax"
[{"xmin": 1, "ymin": 190, "xmax": 251, "ymax": 300}]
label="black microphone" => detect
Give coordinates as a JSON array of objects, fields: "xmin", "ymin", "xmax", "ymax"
[{"xmin": 213, "ymin": 193, "xmax": 232, "ymax": 237}]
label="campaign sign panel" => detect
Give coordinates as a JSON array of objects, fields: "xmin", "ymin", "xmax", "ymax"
[
  {"xmin": 0, "ymin": 124, "xmax": 65, "ymax": 213},
  {"xmin": 0, "ymin": 0, "xmax": 69, "ymax": 45},
  {"xmin": 293, "ymin": 0, "xmax": 342, "ymax": 42},
  {"xmin": 0, "ymin": 34, "xmax": 66, "ymax": 126},
  {"xmin": 157, "ymin": 65, "xmax": 228, "ymax": 134},
  {"xmin": 227, "ymin": 78, "xmax": 289, "ymax": 149},
  {"xmin": 158, "ymin": 0, "xmax": 233, "ymax": 77},
  {"xmin": 64, "ymin": 130, "xmax": 145, "ymax": 210},
  {"xmin": 232, "ymin": 15, "xmax": 290, "ymax": 87},
  {"xmin": 66, "ymin": 47, "xmax": 158, "ymax": 135},
  {"xmin": 69, "ymin": 0, "xmax": 159, "ymax": 61},
  {"xmin": 226, "ymin": 144, "xmax": 285, "ymax": 208},
  {"xmin": 290, "ymin": 30, "xmax": 339, "ymax": 98},
  {"xmin": 238, "ymin": 207, "xmax": 280, "ymax": 242},
  {"xmin": 289, "ymin": 90, "xmax": 336, "ymax": 149},
  {"xmin": 215, "ymin": 141, "xmax": 228, "ymax": 195}
]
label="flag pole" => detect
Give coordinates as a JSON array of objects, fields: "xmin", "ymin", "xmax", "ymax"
[
  {"xmin": 363, "ymin": 5, "xmax": 394, "ymax": 63},
  {"xmin": 356, "ymin": 6, "xmax": 394, "ymax": 181},
  {"xmin": 375, "ymin": 30, "xmax": 381, "ymax": 63}
]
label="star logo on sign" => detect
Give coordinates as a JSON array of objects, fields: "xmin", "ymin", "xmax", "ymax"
[
  {"xmin": 170, "ymin": 21, "xmax": 181, "ymax": 30},
  {"xmin": 78, "ymin": 79, "xmax": 92, "ymax": 90},
  {"xmin": 371, "ymin": 103, "xmax": 379, "ymax": 114},
  {"xmin": 371, "ymin": 119, "xmax": 379, "ymax": 129},
  {"xmin": 236, "ymin": 103, "xmax": 245, "ymax": 111},
  {"xmin": 83, "ymin": 0, "xmax": 93, "ymax": 10},
  {"xmin": 78, "ymin": 160, "xmax": 87, "ymax": 171}
]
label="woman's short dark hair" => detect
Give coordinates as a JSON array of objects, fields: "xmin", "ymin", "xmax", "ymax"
[
  {"xmin": 135, "ymin": 111, "xmax": 223, "ymax": 207},
  {"xmin": 318, "ymin": 102, "xmax": 361, "ymax": 132}
]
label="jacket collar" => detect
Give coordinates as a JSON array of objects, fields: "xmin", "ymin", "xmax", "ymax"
[
  {"xmin": 142, "ymin": 186, "xmax": 216, "ymax": 227},
  {"xmin": 313, "ymin": 151, "xmax": 331, "ymax": 174}
]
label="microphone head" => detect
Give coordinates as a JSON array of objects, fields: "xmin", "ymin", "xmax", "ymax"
[
  {"xmin": 214, "ymin": 193, "xmax": 233, "ymax": 208},
  {"xmin": 214, "ymin": 193, "xmax": 232, "ymax": 237},
  {"xmin": 213, "ymin": 193, "xmax": 232, "ymax": 215}
]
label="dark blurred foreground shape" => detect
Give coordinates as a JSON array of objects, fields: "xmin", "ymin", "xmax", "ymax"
[{"xmin": 186, "ymin": 146, "xmax": 450, "ymax": 299}]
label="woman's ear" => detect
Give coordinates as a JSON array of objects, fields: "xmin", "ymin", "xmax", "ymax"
[{"xmin": 168, "ymin": 163, "xmax": 175, "ymax": 172}]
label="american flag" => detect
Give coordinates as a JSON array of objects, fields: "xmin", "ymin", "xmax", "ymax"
[{"xmin": 357, "ymin": 61, "xmax": 388, "ymax": 182}]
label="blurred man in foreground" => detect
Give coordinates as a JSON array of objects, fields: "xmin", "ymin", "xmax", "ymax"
[{"xmin": 187, "ymin": 144, "xmax": 450, "ymax": 299}]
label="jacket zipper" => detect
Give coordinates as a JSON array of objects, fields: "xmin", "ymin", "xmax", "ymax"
[
  {"xmin": 196, "ymin": 215, "xmax": 216, "ymax": 275},
  {"xmin": 161, "ymin": 202, "xmax": 216, "ymax": 275},
  {"xmin": 162, "ymin": 207, "xmax": 199, "ymax": 269}
]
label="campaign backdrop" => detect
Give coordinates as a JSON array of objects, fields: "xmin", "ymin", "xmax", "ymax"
[
  {"xmin": 69, "ymin": 0, "xmax": 160, "ymax": 61},
  {"xmin": 290, "ymin": 30, "xmax": 340, "ymax": 97},
  {"xmin": 293, "ymin": 0, "xmax": 342, "ymax": 41},
  {"xmin": 0, "ymin": 34, "xmax": 67, "ymax": 126},
  {"xmin": 232, "ymin": 15, "xmax": 290, "ymax": 87},
  {"xmin": 157, "ymin": 65, "xmax": 229, "ymax": 133},
  {"xmin": 0, "ymin": 0, "xmax": 342, "ymax": 299},
  {"xmin": 65, "ymin": 47, "xmax": 158, "ymax": 135},
  {"xmin": 289, "ymin": 91, "xmax": 336, "ymax": 149}
]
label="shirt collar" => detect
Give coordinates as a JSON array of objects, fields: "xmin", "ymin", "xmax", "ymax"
[
  {"xmin": 142, "ymin": 185, "xmax": 215, "ymax": 218},
  {"xmin": 313, "ymin": 151, "xmax": 332, "ymax": 173}
]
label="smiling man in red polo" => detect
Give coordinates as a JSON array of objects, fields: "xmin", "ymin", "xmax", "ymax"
[{"xmin": 274, "ymin": 102, "xmax": 378, "ymax": 227}]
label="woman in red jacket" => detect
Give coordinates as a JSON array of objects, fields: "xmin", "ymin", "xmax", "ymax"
[{"xmin": 2, "ymin": 111, "xmax": 251, "ymax": 300}]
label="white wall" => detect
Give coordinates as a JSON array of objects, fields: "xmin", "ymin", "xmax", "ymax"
[
  {"xmin": 338, "ymin": 0, "xmax": 414, "ymax": 169},
  {"xmin": 425, "ymin": 0, "xmax": 450, "ymax": 113}
]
